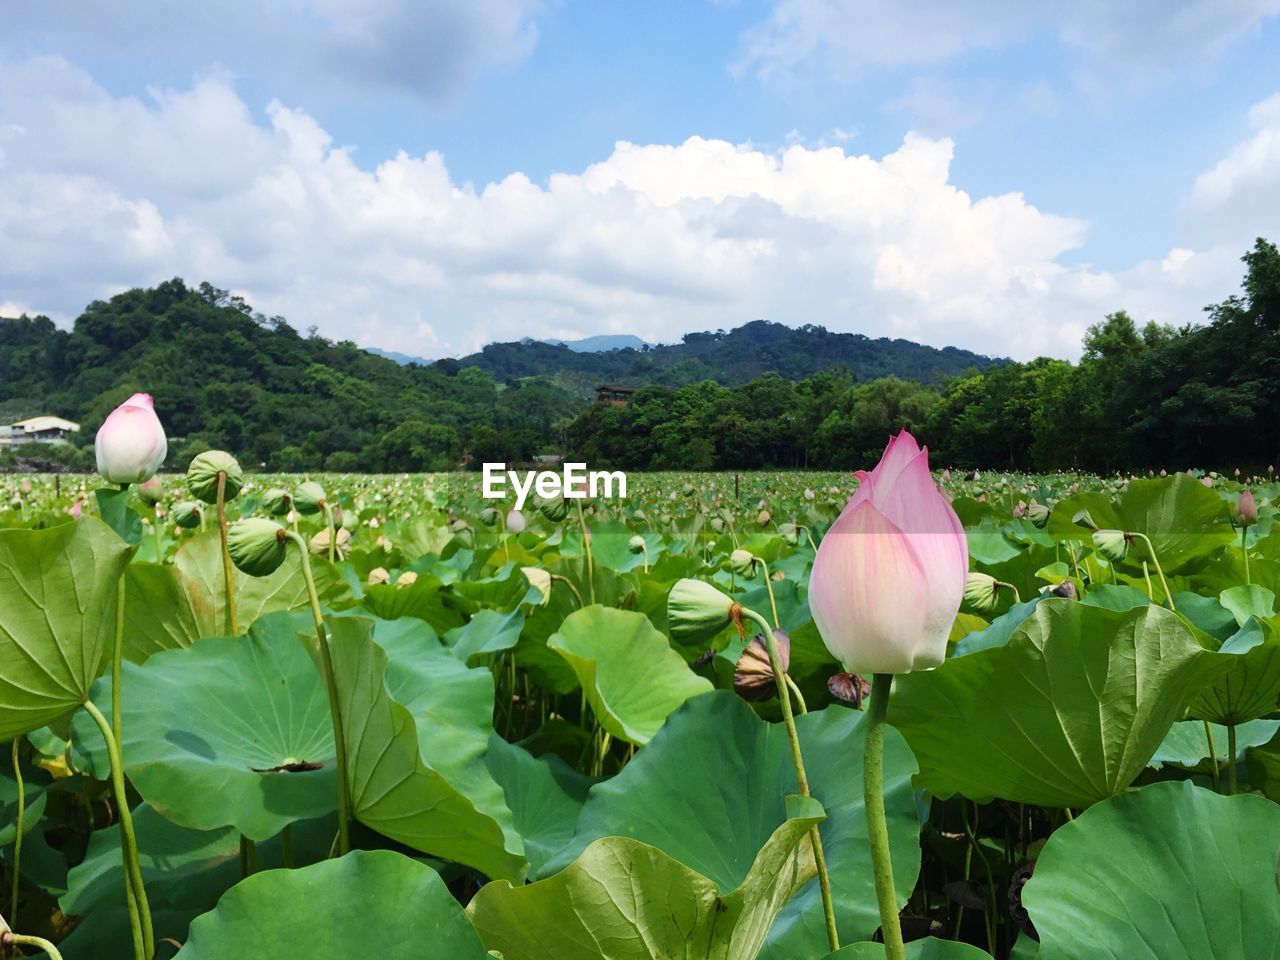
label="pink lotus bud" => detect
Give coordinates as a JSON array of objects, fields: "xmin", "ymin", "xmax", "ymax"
[
  {"xmin": 1237, "ymin": 489, "xmax": 1257, "ymax": 526},
  {"xmin": 69, "ymin": 501, "xmax": 82, "ymax": 518},
  {"xmin": 809, "ymin": 430, "xmax": 968, "ymax": 674},
  {"xmin": 95, "ymin": 393, "xmax": 167, "ymax": 484},
  {"xmin": 1202, "ymin": 476, "xmax": 1213, "ymax": 487}
]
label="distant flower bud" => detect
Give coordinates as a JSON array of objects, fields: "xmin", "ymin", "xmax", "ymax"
[
  {"xmin": 734, "ymin": 630, "xmax": 791, "ymax": 701},
  {"xmin": 506, "ymin": 509, "xmax": 526, "ymax": 534},
  {"xmin": 172, "ymin": 500, "xmax": 203, "ymax": 529},
  {"xmin": 227, "ymin": 518, "xmax": 288, "ymax": 576},
  {"xmin": 137, "ymin": 476, "xmax": 164, "ymax": 506},
  {"xmin": 1027, "ymin": 502, "xmax": 1050, "ymax": 528},
  {"xmin": 757, "ymin": 510, "xmax": 771, "ymax": 525},
  {"xmin": 1236, "ymin": 489, "xmax": 1257, "ymax": 526},
  {"xmin": 368, "ymin": 567, "xmax": 391, "ymax": 586},
  {"xmin": 262, "ymin": 488, "xmax": 293, "ymax": 517},
  {"xmin": 187, "ymin": 451, "xmax": 244, "ymax": 504},
  {"xmin": 294, "ymin": 482, "xmax": 326, "ymax": 515},
  {"xmin": 667, "ymin": 578, "xmax": 735, "ymax": 645},
  {"xmin": 310, "ymin": 526, "xmax": 351, "ymax": 560},
  {"xmin": 628, "ymin": 534, "xmax": 646, "ymax": 554},
  {"xmin": 396, "ymin": 571, "xmax": 418, "ymax": 587}
]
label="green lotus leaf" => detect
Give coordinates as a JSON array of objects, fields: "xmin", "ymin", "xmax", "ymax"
[
  {"xmin": 889, "ymin": 599, "xmax": 1230, "ymax": 806},
  {"xmin": 0, "ymin": 518, "xmax": 132, "ymax": 740},
  {"xmin": 1187, "ymin": 617, "xmax": 1280, "ymax": 725},
  {"xmin": 468, "ymin": 795, "xmax": 825, "ymax": 960},
  {"xmin": 1023, "ymin": 781, "xmax": 1280, "ymax": 960},
  {"xmin": 70, "ymin": 611, "xmax": 337, "ymax": 840},
  {"xmin": 547, "ymin": 605, "xmax": 714, "ymax": 745},
  {"xmin": 326, "ymin": 616, "xmax": 527, "ymax": 882},
  {"xmin": 544, "ymin": 692, "xmax": 920, "ymax": 959},
  {"xmin": 174, "ymin": 850, "xmax": 489, "ymax": 959},
  {"xmin": 1149, "ymin": 718, "xmax": 1280, "ymax": 770}
]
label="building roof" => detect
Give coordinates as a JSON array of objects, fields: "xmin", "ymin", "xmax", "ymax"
[
  {"xmin": 594, "ymin": 384, "xmax": 638, "ymax": 393},
  {"xmin": 11, "ymin": 416, "xmax": 80, "ymax": 432}
]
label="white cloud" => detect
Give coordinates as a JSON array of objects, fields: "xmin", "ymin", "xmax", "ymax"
[
  {"xmin": 1185, "ymin": 93, "xmax": 1280, "ymax": 241},
  {"xmin": 0, "ymin": 58, "xmax": 1260, "ymax": 361},
  {"xmin": 736, "ymin": 0, "xmax": 1280, "ymax": 82}
]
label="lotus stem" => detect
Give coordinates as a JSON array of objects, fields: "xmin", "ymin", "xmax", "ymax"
[
  {"xmin": 1128, "ymin": 532, "xmax": 1174, "ymax": 611},
  {"xmin": 8, "ymin": 739, "xmax": 21, "ymax": 926},
  {"xmin": 1204, "ymin": 720, "xmax": 1221, "ymax": 793},
  {"xmin": 1241, "ymin": 526, "xmax": 1251, "ymax": 586},
  {"xmin": 742, "ymin": 606, "xmax": 839, "ymax": 953},
  {"xmin": 81, "ymin": 699, "xmax": 153, "ymax": 960},
  {"xmin": 2, "ymin": 931, "xmax": 66, "ymax": 960},
  {"xmin": 865, "ymin": 673, "xmax": 905, "ymax": 960},
  {"xmin": 550, "ymin": 574, "xmax": 584, "ymax": 608},
  {"xmin": 216, "ymin": 472, "xmax": 239, "ymax": 635},
  {"xmin": 1227, "ymin": 721, "xmax": 1238, "ymax": 795},
  {"xmin": 575, "ymin": 500, "xmax": 596, "ymax": 605},
  {"xmin": 286, "ymin": 531, "xmax": 351, "ymax": 856}
]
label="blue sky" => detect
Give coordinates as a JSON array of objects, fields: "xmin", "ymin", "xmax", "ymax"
[{"xmin": 2, "ymin": 1, "xmax": 1279, "ymax": 358}]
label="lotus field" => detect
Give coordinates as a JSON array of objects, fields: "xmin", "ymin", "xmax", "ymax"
[{"xmin": 1, "ymin": 413, "xmax": 1279, "ymax": 959}]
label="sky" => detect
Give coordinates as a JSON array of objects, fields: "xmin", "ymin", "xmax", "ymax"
[{"xmin": 1, "ymin": 1, "xmax": 1279, "ymax": 361}]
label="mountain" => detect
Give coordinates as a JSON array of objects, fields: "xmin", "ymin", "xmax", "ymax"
[
  {"xmin": 367, "ymin": 347, "xmax": 431, "ymax": 365},
  {"xmin": 461, "ymin": 319, "xmax": 1006, "ymax": 395},
  {"xmin": 541, "ymin": 334, "xmax": 650, "ymax": 352}
]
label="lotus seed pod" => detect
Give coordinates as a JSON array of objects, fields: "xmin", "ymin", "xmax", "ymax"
[
  {"xmin": 1092, "ymin": 529, "xmax": 1129, "ymax": 564},
  {"xmin": 262, "ymin": 488, "xmax": 293, "ymax": 516},
  {"xmin": 667, "ymin": 578, "xmax": 736, "ymax": 645},
  {"xmin": 294, "ymin": 481, "xmax": 327, "ymax": 515},
  {"xmin": 368, "ymin": 567, "xmax": 391, "ymax": 586},
  {"xmin": 710, "ymin": 517, "xmax": 725, "ymax": 532},
  {"xmin": 186, "ymin": 451, "xmax": 244, "ymax": 504},
  {"xmin": 479, "ymin": 507, "xmax": 500, "ymax": 527},
  {"xmin": 396, "ymin": 571, "xmax": 418, "ymax": 587},
  {"xmin": 172, "ymin": 500, "xmax": 203, "ymax": 529},
  {"xmin": 227, "ymin": 518, "xmax": 288, "ymax": 577},
  {"xmin": 730, "ymin": 548, "xmax": 757, "ymax": 579},
  {"xmin": 963, "ymin": 572, "xmax": 1001, "ymax": 612},
  {"xmin": 538, "ymin": 495, "xmax": 569, "ymax": 523},
  {"xmin": 1072, "ymin": 508, "xmax": 1098, "ymax": 531},
  {"xmin": 757, "ymin": 510, "xmax": 771, "ymax": 525},
  {"xmin": 627, "ymin": 534, "xmax": 646, "ymax": 555},
  {"xmin": 777, "ymin": 522, "xmax": 799, "ymax": 545}
]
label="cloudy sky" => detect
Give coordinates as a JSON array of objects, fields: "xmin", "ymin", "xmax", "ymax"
[{"xmin": 2, "ymin": 1, "xmax": 1278, "ymax": 360}]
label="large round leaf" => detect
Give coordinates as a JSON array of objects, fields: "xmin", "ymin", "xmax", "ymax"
[
  {"xmin": 825, "ymin": 939, "xmax": 992, "ymax": 958},
  {"xmin": 326, "ymin": 616, "xmax": 527, "ymax": 882},
  {"xmin": 0, "ymin": 518, "xmax": 132, "ymax": 739},
  {"xmin": 175, "ymin": 850, "xmax": 490, "ymax": 959},
  {"xmin": 1188, "ymin": 616, "xmax": 1280, "ymax": 725},
  {"xmin": 547, "ymin": 605, "xmax": 713, "ymax": 745},
  {"xmin": 544, "ymin": 691, "xmax": 921, "ymax": 959},
  {"xmin": 469, "ymin": 796, "xmax": 825, "ymax": 960},
  {"xmin": 1023, "ymin": 781, "xmax": 1280, "ymax": 960},
  {"xmin": 71, "ymin": 611, "xmax": 337, "ymax": 841},
  {"xmin": 889, "ymin": 599, "xmax": 1229, "ymax": 806}
]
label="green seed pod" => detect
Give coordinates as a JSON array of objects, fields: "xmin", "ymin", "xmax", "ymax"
[
  {"xmin": 294, "ymin": 481, "xmax": 327, "ymax": 515},
  {"xmin": 262, "ymin": 488, "xmax": 293, "ymax": 517},
  {"xmin": 710, "ymin": 517, "xmax": 725, "ymax": 533},
  {"xmin": 538, "ymin": 495, "xmax": 569, "ymax": 523},
  {"xmin": 227, "ymin": 518, "xmax": 288, "ymax": 577},
  {"xmin": 963, "ymin": 572, "xmax": 1001, "ymax": 612},
  {"xmin": 1072, "ymin": 508, "xmax": 1098, "ymax": 531},
  {"xmin": 521, "ymin": 566, "xmax": 553, "ymax": 606},
  {"xmin": 667, "ymin": 578, "xmax": 736, "ymax": 646},
  {"xmin": 171, "ymin": 500, "xmax": 203, "ymax": 529},
  {"xmin": 757, "ymin": 510, "xmax": 771, "ymax": 526},
  {"xmin": 777, "ymin": 522, "xmax": 799, "ymax": 545},
  {"xmin": 186, "ymin": 451, "xmax": 244, "ymax": 504},
  {"xmin": 1092, "ymin": 529, "xmax": 1129, "ymax": 564},
  {"xmin": 479, "ymin": 507, "xmax": 501, "ymax": 527},
  {"xmin": 628, "ymin": 534, "xmax": 646, "ymax": 555},
  {"xmin": 730, "ymin": 548, "xmax": 757, "ymax": 579}
]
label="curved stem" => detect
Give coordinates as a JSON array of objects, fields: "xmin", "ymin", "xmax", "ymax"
[
  {"xmin": 742, "ymin": 606, "xmax": 838, "ymax": 953},
  {"xmin": 9, "ymin": 739, "xmax": 21, "ymax": 926},
  {"xmin": 216, "ymin": 472, "xmax": 239, "ymax": 635},
  {"xmin": 575, "ymin": 500, "xmax": 595, "ymax": 605},
  {"xmin": 1204, "ymin": 720, "xmax": 1221, "ymax": 793},
  {"xmin": 550, "ymin": 574, "xmax": 584, "ymax": 608},
  {"xmin": 3, "ymin": 932, "xmax": 66, "ymax": 960},
  {"xmin": 784, "ymin": 673, "xmax": 808, "ymax": 715},
  {"xmin": 287, "ymin": 532, "xmax": 351, "ymax": 856},
  {"xmin": 756, "ymin": 559, "xmax": 782, "ymax": 629},
  {"xmin": 81, "ymin": 699, "xmax": 153, "ymax": 960},
  {"xmin": 865, "ymin": 674, "xmax": 905, "ymax": 960},
  {"xmin": 1130, "ymin": 532, "xmax": 1175, "ymax": 611}
]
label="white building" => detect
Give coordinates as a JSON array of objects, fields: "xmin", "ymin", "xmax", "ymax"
[{"xmin": 0, "ymin": 416, "xmax": 80, "ymax": 445}]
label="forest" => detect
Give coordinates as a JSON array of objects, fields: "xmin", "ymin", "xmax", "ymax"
[{"xmin": 1, "ymin": 238, "xmax": 1276, "ymax": 473}]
